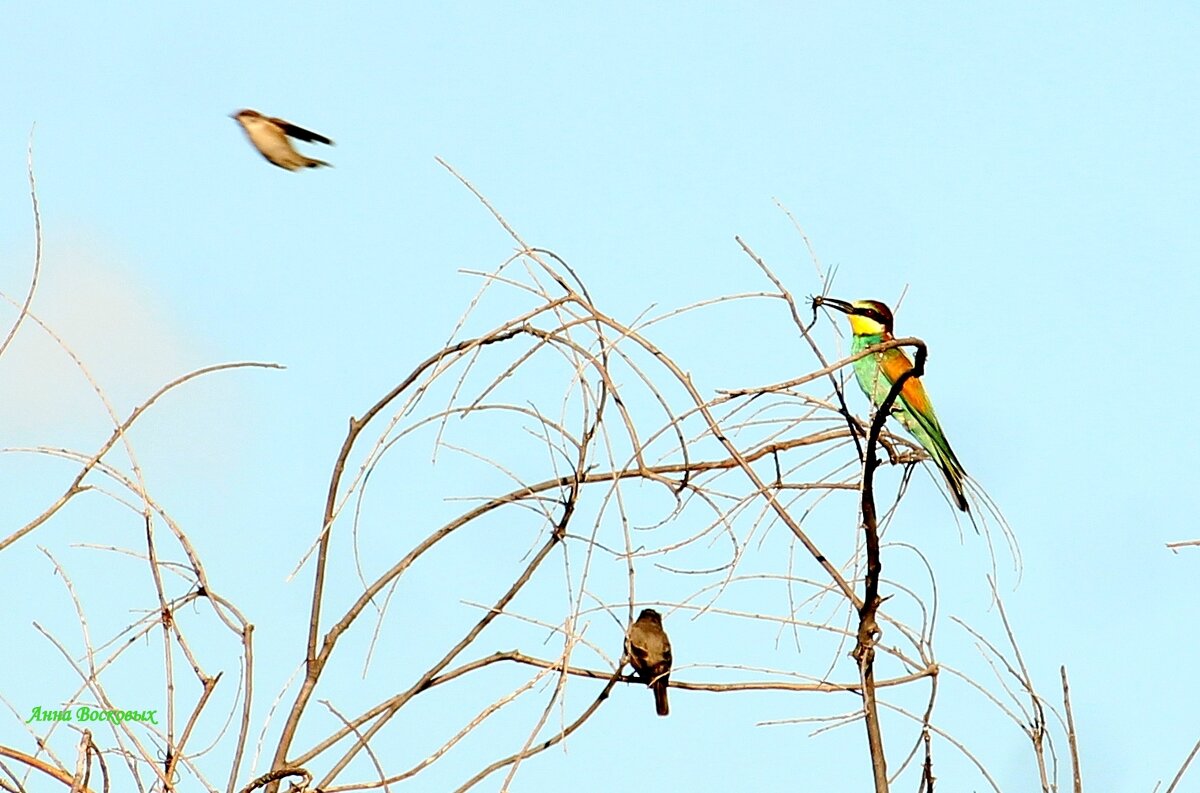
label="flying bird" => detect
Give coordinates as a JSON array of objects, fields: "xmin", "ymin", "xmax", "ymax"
[
  {"xmin": 815, "ymin": 296, "xmax": 970, "ymax": 512},
  {"xmin": 625, "ymin": 608, "xmax": 672, "ymax": 716},
  {"xmin": 230, "ymin": 109, "xmax": 333, "ymax": 171}
]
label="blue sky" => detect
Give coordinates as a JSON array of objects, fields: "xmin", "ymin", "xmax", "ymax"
[{"xmin": 1, "ymin": 4, "xmax": 1198, "ymax": 791}]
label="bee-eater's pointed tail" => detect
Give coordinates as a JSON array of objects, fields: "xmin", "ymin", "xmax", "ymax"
[
  {"xmin": 933, "ymin": 452, "xmax": 970, "ymax": 512},
  {"xmin": 948, "ymin": 474, "xmax": 970, "ymax": 512}
]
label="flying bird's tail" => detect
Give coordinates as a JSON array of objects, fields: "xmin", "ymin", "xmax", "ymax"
[{"xmin": 303, "ymin": 157, "xmax": 331, "ymax": 169}]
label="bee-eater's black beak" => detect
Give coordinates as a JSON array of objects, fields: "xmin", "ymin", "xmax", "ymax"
[{"xmin": 813, "ymin": 296, "xmax": 856, "ymax": 315}]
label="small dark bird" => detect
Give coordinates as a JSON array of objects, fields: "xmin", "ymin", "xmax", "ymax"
[
  {"xmin": 230, "ymin": 109, "xmax": 333, "ymax": 171},
  {"xmin": 625, "ymin": 608, "xmax": 672, "ymax": 717}
]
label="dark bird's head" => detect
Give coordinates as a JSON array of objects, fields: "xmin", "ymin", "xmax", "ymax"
[
  {"xmin": 230, "ymin": 108, "xmax": 263, "ymax": 122},
  {"xmin": 814, "ymin": 296, "xmax": 895, "ymax": 337},
  {"xmin": 636, "ymin": 608, "xmax": 663, "ymax": 625}
]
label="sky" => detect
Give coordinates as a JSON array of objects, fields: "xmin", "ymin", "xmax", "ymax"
[{"xmin": 1, "ymin": 3, "xmax": 1198, "ymax": 791}]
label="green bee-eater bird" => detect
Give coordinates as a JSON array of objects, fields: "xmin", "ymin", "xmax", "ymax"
[{"xmin": 816, "ymin": 297, "xmax": 969, "ymax": 512}]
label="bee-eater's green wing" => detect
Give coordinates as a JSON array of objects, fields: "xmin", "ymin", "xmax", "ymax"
[{"xmin": 877, "ymin": 348, "xmax": 970, "ymax": 511}]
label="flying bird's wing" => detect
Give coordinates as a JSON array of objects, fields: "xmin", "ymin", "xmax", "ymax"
[{"xmin": 272, "ymin": 118, "xmax": 334, "ymax": 146}]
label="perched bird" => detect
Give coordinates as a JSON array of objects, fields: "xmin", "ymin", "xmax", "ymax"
[
  {"xmin": 625, "ymin": 608, "xmax": 672, "ymax": 717},
  {"xmin": 230, "ymin": 109, "xmax": 333, "ymax": 171},
  {"xmin": 815, "ymin": 297, "xmax": 970, "ymax": 512}
]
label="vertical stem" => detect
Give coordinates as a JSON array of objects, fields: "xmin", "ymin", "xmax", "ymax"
[
  {"xmin": 1061, "ymin": 666, "xmax": 1083, "ymax": 793},
  {"xmin": 854, "ymin": 340, "xmax": 926, "ymax": 793}
]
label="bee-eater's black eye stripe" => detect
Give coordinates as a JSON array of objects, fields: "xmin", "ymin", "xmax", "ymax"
[{"xmin": 856, "ymin": 309, "xmax": 883, "ymax": 323}]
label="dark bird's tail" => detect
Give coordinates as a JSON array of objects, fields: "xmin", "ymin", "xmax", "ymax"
[{"xmin": 652, "ymin": 678, "xmax": 669, "ymax": 717}]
